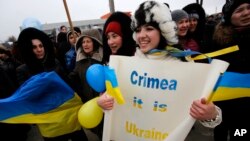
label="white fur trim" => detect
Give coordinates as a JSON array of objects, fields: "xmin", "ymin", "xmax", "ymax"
[{"xmin": 132, "ymin": 0, "xmax": 178, "ymax": 45}]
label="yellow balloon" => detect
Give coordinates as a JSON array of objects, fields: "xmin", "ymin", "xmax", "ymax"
[{"xmin": 78, "ymin": 97, "xmax": 103, "ymax": 129}]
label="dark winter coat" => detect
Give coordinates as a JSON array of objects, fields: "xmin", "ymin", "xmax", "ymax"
[
  {"xmin": 69, "ymin": 29, "xmax": 103, "ymax": 103},
  {"xmin": 68, "ymin": 29, "xmax": 104, "ymax": 140},
  {"xmin": 16, "ymin": 27, "xmax": 69, "ymax": 85},
  {"xmin": 0, "ymin": 49, "xmax": 30, "ymax": 141},
  {"xmin": 212, "ymin": 23, "xmax": 250, "ymax": 141},
  {"xmin": 16, "ymin": 27, "xmax": 88, "ymax": 141}
]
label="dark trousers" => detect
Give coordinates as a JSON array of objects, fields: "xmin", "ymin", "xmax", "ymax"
[
  {"xmin": 0, "ymin": 123, "xmax": 31, "ymax": 141},
  {"xmin": 43, "ymin": 129, "xmax": 88, "ymax": 141}
]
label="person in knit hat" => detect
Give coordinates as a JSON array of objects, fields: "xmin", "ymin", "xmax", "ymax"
[
  {"xmin": 171, "ymin": 9, "xmax": 189, "ymax": 24},
  {"xmin": 98, "ymin": 1, "xmax": 222, "ymax": 141},
  {"xmin": 171, "ymin": 10, "xmax": 190, "ymax": 37},
  {"xmin": 222, "ymin": 0, "xmax": 250, "ymax": 25},
  {"xmin": 171, "ymin": 9, "xmax": 200, "ymax": 51},
  {"xmin": 212, "ymin": 0, "xmax": 250, "ymax": 140},
  {"xmin": 101, "ymin": 11, "xmax": 136, "ymax": 64},
  {"xmin": 104, "ymin": 21, "xmax": 123, "ymax": 55},
  {"xmin": 97, "ymin": 12, "xmax": 137, "ymax": 138}
]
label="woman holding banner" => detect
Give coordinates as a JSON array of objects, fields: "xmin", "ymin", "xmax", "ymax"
[
  {"xmin": 98, "ymin": 1, "xmax": 222, "ymax": 140},
  {"xmin": 98, "ymin": 11, "xmax": 136, "ymax": 110},
  {"xmin": 96, "ymin": 11, "xmax": 137, "ymax": 138}
]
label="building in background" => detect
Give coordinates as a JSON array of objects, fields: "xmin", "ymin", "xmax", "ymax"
[{"xmin": 42, "ymin": 19, "xmax": 105, "ymax": 34}]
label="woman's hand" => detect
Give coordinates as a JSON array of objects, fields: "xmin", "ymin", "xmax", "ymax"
[
  {"xmin": 97, "ymin": 92, "xmax": 114, "ymax": 110},
  {"xmin": 190, "ymin": 98, "xmax": 218, "ymax": 121}
]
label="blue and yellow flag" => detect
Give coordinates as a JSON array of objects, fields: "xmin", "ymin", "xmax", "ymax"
[
  {"xmin": 211, "ymin": 72, "xmax": 250, "ymax": 101},
  {"xmin": 0, "ymin": 71, "xmax": 83, "ymax": 137},
  {"xmin": 104, "ymin": 66, "xmax": 125, "ymax": 104}
]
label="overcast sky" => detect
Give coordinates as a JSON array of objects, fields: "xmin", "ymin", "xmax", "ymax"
[{"xmin": 0, "ymin": 0, "xmax": 225, "ymax": 42}]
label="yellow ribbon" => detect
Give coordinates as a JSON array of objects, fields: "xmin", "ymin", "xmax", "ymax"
[{"xmin": 191, "ymin": 45, "xmax": 239, "ymax": 60}]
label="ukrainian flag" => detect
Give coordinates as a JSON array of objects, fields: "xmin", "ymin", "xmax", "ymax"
[
  {"xmin": 0, "ymin": 71, "xmax": 83, "ymax": 137},
  {"xmin": 104, "ymin": 66, "xmax": 125, "ymax": 104},
  {"xmin": 211, "ymin": 72, "xmax": 250, "ymax": 101}
]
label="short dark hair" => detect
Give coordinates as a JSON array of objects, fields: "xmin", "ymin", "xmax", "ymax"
[
  {"xmin": 74, "ymin": 27, "xmax": 81, "ymax": 34},
  {"xmin": 60, "ymin": 25, "xmax": 67, "ymax": 30}
]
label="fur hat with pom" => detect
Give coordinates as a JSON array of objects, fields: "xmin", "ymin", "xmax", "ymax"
[{"xmin": 131, "ymin": 0, "xmax": 178, "ymax": 45}]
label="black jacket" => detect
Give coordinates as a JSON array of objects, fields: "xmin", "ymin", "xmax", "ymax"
[{"xmin": 212, "ymin": 24, "xmax": 250, "ymax": 141}]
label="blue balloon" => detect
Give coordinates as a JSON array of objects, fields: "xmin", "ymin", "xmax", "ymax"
[
  {"xmin": 21, "ymin": 17, "xmax": 42, "ymax": 30},
  {"xmin": 86, "ymin": 64, "xmax": 105, "ymax": 93}
]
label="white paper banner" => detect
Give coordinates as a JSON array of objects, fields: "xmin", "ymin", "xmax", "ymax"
[{"xmin": 103, "ymin": 56, "xmax": 229, "ymax": 141}]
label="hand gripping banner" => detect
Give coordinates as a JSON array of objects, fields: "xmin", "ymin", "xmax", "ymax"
[{"xmin": 102, "ymin": 56, "xmax": 229, "ymax": 141}]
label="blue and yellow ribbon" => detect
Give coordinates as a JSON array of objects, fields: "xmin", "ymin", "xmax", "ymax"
[{"xmin": 165, "ymin": 45, "xmax": 239, "ymax": 63}]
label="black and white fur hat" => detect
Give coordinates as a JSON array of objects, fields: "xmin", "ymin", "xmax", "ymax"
[{"xmin": 131, "ymin": 0, "xmax": 178, "ymax": 45}]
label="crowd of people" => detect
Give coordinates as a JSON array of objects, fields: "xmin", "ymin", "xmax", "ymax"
[{"xmin": 0, "ymin": 0, "xmax": 249, "ymax": 141}]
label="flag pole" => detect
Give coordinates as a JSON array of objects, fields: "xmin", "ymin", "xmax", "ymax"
[{"xmin": 63, "ymin": 0, "xmax": 74, "ymax": 33}]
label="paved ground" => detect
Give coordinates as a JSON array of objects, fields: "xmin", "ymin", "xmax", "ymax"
[{"xmin": 26, "ymin": 125, "xmax": 100, "ymax": 141}]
